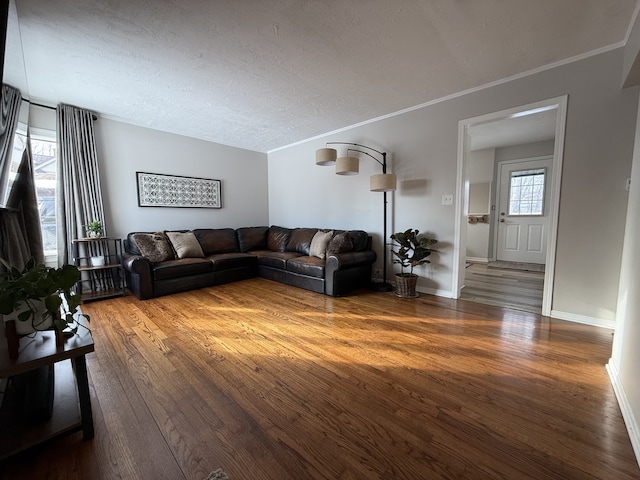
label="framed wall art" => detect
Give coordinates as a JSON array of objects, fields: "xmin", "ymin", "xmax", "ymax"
[{"xmin": 136, "ymin": 172, "xmax": 222, "ymax": 208}]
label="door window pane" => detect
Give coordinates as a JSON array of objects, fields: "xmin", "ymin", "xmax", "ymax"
[{"xmin": 508, "ymin": 168, "xmax": 545, "ymax": 216}]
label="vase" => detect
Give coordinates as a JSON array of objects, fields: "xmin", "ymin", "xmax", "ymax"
[
  {"xmin": 395, "ymin": 273, "xmax": 419, "ymax": 298},
  {"xmin": 90, "ymin": 256, "xmax": 105, "ymax": 267},
  {"xmin": 3, "ymin": 300, "xmax": 53, "ymax": 335}
]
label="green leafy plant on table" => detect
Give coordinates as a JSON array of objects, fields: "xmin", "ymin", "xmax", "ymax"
[{"xmin": 0, "ymin": 258, "xmax": 89, "ymax": 335}]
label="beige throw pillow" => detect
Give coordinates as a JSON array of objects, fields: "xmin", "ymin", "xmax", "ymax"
[
  {"xmin": 309, "ymin": 230, "xmax": 334, "ymax": 259},
  {"xmin": 165, "ymin": 231, "xmax": 205, "ymax": 259}
]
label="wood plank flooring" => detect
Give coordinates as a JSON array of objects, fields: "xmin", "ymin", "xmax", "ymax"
[
  {"xmin": 460, "ymin": 263, "xmax": 544, "ymax": 313},
  {"xmin": 1, "ymin": 278, "xmax": 637, "ymax": 479}
]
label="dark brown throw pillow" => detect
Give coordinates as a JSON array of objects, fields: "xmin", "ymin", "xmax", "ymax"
[
  {"xmin": 326, "ymin": 231, "xmax": 353, "ymax": 255},
  {"xmin": 132, "ymin": 232, "xmax": 175, "ymax": 263}
]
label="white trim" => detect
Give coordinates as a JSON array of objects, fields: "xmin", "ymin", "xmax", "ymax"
[
  {"xmin": 455, "ymin": 95, "xmax": 568, "ymax": 316},
  {"xmin": 542, "ymin": 97, "xmax": 567, "ymax": 315},
  {"xmin": 416, "ymin": 286, "xmax": 454, "ymax": 299},
  {"xmin": 550, "ymin": 310, "xmax": 615, "ymax": 329},
  {"xmin": 607, "ymin": 359, "xmax": 640, "ymax": 468},
  {"xmin": 465, "ymin": 257, "xmax": 488, "ymax": 263},
  {"xmin": 269, "ymin": 46, "xmax": 619, "ymax": 154}
]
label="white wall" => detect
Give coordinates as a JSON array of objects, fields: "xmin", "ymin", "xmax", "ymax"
[
  {"xmin": 465, "ymin": 148, "xmax": 494, "ymax": 261},
  {"xmin": 609, "ymin": 95, "xmax": 640, "ymax": 465},
  {"xmin": 268, "ymin": 47, "xmax": 638, "ymax": 314},
  {"xmin": 94, "ymin": 118, "xmax": 269, "ymax": 239}
]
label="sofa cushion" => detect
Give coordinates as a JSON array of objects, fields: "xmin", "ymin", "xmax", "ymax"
[
  {"xmin": 309, "ymin": 230, "xmax": 334, "ymax": 259},
  {"xmin": 237, "ymin": 226, "xmax": 269, "ymax": 252},
  {"xmin": 207, "ymin": 252, "xmax": 257, "ymax": 271},
  {"xmin": 153, "ymin": 258, "xmax": 212, "ymax": 280},
  {"xmin": 256, "ymin": 251, "xmax": 303, "ymax": 269},
  {"xmin": 236, "ymin": 227, "xmax": 269, "ymax": 253},
  {"xmin": 286, "ymin": 256, "xmax": 325, "ymax": 278},
  {"xmin": 132, "ymin": 232, "xmax": 175, "ymax": 263},
  {"xmin": 327, "ymin": 231, "xmax": 353, "ymax": 255},
  {"xmin": 286, "ymin": 228, "xmax": 318, "ymax": 255},
  {"xmin": 267, "ymin": 226, "xmax": 292, "ymax": 252},
  {"xmin": 194, "ymin": 228, "xmax": 239, "ymax": 255},
  {"xmin": 165, "ymin": 231, "xmax": 205, "ymax": 259},
  {"xmin": 349, "ymin": 230, "xmax": 369, "ymax": 252}
]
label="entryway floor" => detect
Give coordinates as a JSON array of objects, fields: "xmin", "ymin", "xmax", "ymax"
[{"xmin": 460, "ymin": 262, "xmax": 544, "ymax": 313}]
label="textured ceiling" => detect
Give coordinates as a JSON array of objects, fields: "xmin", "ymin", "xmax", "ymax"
[{"xmin": 6, "ymin": 0, "xmax": 639, "ymax": 152}]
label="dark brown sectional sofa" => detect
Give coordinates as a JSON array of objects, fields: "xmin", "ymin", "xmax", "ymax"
[{"xmin": 122, "ymin": 226, "xmax": 377, "ymax": 299}]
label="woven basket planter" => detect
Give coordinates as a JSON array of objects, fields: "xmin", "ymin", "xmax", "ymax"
[{"xmin": 395, "ymin": 274, "xmax": 419, "ymax": 298}]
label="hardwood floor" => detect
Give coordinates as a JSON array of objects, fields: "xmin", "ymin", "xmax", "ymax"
[
  {"xmin": 1, "ymin": 278, "xmax": 637, "ymax": 479},
  {"xmin": 460, "ymin": 263, "xmax": 544, "ymax": 313}
]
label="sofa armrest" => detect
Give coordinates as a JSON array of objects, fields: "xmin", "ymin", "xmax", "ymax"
[
  {"xmin": 326, "ymin": 251, "xmax": 376, "ymax": 271},
  {"xmin": 325, "ymin": 250, "xmax": 376, "ymax": 296},
  {"xmin": 122, "ymin": 254, "xmax": 154, "ymax": 299}
]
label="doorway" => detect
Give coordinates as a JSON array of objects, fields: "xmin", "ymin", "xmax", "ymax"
[{"xmin": 453, "ymin": 97, "xmax": 568, "ymax": 316}]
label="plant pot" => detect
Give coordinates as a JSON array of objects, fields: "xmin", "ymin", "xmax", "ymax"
[
  {"xmin": 3, "ymin": 300, "xmax": 53, "ymax": 335},
  {"xmin": 87, "ymin": 231, "xmax": 102, "ymax": 238},
  {"xmin": 90, "ymin": 256, "xmax": 105, "ymax": 267},
  {"xmin": 395, "ymin": 273, "xmax": 419, "ymax": 298}
]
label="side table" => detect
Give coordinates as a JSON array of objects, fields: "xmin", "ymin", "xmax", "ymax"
[{"xmin": 0, "ymin": 320, "xmax": 95, "ymax": 459}]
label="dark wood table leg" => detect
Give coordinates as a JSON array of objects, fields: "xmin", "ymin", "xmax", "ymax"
[{"xmin": 73, "ymin": 355, "xmax": 94, "ymax": 440}]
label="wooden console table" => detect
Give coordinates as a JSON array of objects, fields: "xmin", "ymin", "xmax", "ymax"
[{"xmin": 0, "ymin": 323, "xmax": 95, "ymax": 459}]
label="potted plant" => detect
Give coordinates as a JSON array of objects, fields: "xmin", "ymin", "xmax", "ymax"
[
  {"xmin": 85, "ymin": 220, "xmax": 104, "ymax": 238},
  {"xmin": 390, "ymin": 229, "xmax": 437, "ymax": 298},
  {"xmin": 0, "ymin": 258, "xmax": 90, "ymax": 342}
]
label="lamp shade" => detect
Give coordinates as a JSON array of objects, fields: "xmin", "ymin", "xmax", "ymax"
[
  {"xmin": 370, "ymin": 173, "xmax": 397, "ymax": 192},
  {"xmin": 336, "ymin": 156, "xmax": 359, "ymax": 175},
  {"xmin": 316, "ymin": 148, "xmax": 337, "ymax": 166}
]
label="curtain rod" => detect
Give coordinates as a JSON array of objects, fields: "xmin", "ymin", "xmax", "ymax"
[{"xmin": 24, "ymin": 99, "xmax": 98, "ymax": 120}]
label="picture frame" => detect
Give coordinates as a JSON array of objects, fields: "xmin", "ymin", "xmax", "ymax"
[{"xmin": 136, "ymin": 172, "xmax": 222, "ymax": 208}]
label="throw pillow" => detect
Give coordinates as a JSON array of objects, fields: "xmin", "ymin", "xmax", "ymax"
[
  {"xmin": 326, "ymin": 231, "xmax": 353, "ymax": 255},
  {"xmin": 165, "ymin": 231, "xmax": 205, "ymax": 259},
  {"xmin": 309, "ymin": 230, "xmax": 334, "ymax": 259},
  {"xmin": 132, "ymin": 232, "xmax": 175, "ymax": 263}
]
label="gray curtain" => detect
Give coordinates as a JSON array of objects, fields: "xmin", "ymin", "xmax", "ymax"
[
  {"xmin": 0, "ymin": 84, "xmax": 43, "ymax": 269},
  {"xmin": 56, "ymin": 103, "xmax": 105, "ymax": 265}
]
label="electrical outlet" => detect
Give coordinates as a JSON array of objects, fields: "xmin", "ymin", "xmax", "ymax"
[{"xmin": 442, "ymin": 194, "xmax": 454, "ymax": 206}]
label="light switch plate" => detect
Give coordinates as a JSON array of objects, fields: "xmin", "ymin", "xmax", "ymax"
[{"xmin": 442, "ymin": 194, "xmax": 454, "ymax": 206}]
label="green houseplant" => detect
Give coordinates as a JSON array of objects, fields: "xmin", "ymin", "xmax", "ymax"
[
  {"xmin": 0, "ymin": 258, "xmax": 89, "ymax": 337},
  {"xmin": 390, "ymin": 229, "xmax": 437, "ymax": 298},
  {"xmin": 85, "ymin": 220, "xmax": 104, "ymax": 238}
]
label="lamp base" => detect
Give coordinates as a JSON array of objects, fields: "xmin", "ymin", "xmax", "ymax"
[{"xmin": 369, "ymin": 281, "xmax": 393, "ymax": 292}]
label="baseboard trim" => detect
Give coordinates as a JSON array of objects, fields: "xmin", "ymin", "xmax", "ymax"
[
  {"xmin": 607, "ymin": 359, "xmax": 640, "ymax": 468},
  {"xmin": 417, "ymin": 286, "xmax": 454, "ymax": 298},
  {"xmin": 549, "ymin": 310, "xmax": 615, "ymax": 329}
]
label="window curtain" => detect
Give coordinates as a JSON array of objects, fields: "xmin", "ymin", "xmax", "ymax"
[
  {"xmin": 0, "ymin": 84, "xmax": 43, "ymax": 269},
  {"xmin": 56, "ymin": 103, "xmax": 105, "ymax": 265}
]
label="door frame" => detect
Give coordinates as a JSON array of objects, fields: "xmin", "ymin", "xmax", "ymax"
[{"xmin": 453, "ymin": 96, "xmax": 568, "ymax": 316}]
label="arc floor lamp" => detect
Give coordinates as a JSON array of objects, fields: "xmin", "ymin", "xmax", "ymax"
[{"xmin": 316, "ymin": 142, "xmax": 396, "ymax": 291}]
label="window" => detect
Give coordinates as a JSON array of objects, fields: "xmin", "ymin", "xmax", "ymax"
[
  {"xmin": 508, "ymin": 168, "xmax": 545, "ymax": 216},
  {"xmin": 31, "ymin": 131, "xmax": 58, "ymax": 262}
]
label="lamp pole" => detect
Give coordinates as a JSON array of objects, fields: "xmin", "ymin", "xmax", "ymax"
[{"xmin": 325, "ymin": 142, "xmax": 393, "ymax": 292}]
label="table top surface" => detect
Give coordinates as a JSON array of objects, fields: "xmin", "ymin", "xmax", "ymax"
[{"xmin": 0, "ymin": 320, "xmax": 94, "ymax": 378}]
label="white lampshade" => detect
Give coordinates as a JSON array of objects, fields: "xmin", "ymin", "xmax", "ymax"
[
  {"xmin": 316, "ymin": 148, "xmax": 337, "ymax": 166},
  {"xmin": 336, "ymin": 156, "xmax": 359, "ymax": 175},
  {"xmin": 370, "ymin": 173, "xmax": 397, "ymax": 192}
]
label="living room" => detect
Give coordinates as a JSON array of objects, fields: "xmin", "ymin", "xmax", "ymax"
[{"xmin": 2, "ymin": 1, "xmax": 640, "ymax": 479}]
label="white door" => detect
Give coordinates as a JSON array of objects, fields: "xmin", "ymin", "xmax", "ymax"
[{"xmin": 496, "ymin": 157, "xmax": 553, "ymax": 264}]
